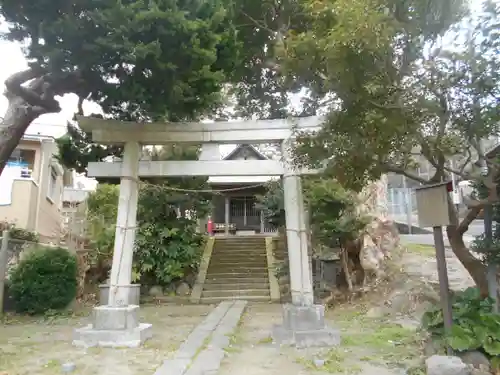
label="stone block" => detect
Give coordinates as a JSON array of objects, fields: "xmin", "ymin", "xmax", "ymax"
[
  {"xmin": 272, "ymin": 304, "xmax": 340, "ymax": 348},
  {"xmin": 93, "ymin": 305, "xmax": 139, "ymax": 330},
  {"xmin": 153, "ymin": 358, "xmax": 191, "ymax": 375},
  {"xmin": 425, "ymin": 355, "xmax": 469, "ymax": 375},
  {"xmin": 283, "ymin": 304, "xmax": 325, "ymax": 331},
  {"xmin": 73, "ymin": 323, "xmax": 152, "ymax": 348},
  {"xmin": 99, "ymin": 284, "xmax": 141, "ymax": 306}
]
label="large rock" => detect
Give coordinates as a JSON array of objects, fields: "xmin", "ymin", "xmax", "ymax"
[
  {"xmin": 425, "ymin": 355, "xmax": 470, "ymax": 375},
  {"xmin": 176, "ymin": 282, "xmax": 191, "ymax": 296},
  {"xmin": 148, "ymin": 285, "xmax": 164, "ymax": 297},
  {"xmin": 458, "ymin": 351, "xmax": 491, "ymax": 370}
]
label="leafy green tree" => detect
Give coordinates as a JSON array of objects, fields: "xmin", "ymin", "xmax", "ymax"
[
  {"xmin": 56, "ymin": 122, "xmax": 123, "ymax": 178},
  {"xmin": 0, "ymin": 0, "xmax": 242, "ymax": 175},
  {"xmin": 280, "ymin": 0, "xmax": 500, "ymax": 294},
  {"xmin": 86, "ymin": 182, "xmax": 206, "ymax": 285},
  {"xmin": 256, "ymin": 180, "xmax": 286, "ymax": 229},
  {"xmin": 257, "ymin": 176, "xmax": 368, "ymax": 249},
  {"xmin": 303, "ymin": 177, "xmax": 369, "ymax": 250}
]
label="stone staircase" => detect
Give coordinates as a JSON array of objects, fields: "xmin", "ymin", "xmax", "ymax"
[{"xmin": 201, "ymin": 236, "xmax": 271, "ymax": 303}]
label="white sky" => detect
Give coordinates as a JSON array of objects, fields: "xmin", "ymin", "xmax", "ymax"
[{"xmin": 0, "ymin": 0, "xmax": 487, "ymax": 188}]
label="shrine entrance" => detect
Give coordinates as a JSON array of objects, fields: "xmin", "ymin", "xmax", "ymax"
[{"xmin": 73, "ymin": 115, "xmax": 340, "ymax": 349}]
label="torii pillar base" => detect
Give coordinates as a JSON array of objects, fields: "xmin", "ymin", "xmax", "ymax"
[
  {"xmin": 73, "ymin": 305, "xmax": 152, "ymax": 348},
  {"xmin": 272, "ymin": 304, "xmax": 340, "ymax": 348}
]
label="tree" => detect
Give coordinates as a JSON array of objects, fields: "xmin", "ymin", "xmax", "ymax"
[
  {"xmin": 0, "ymin": 0, "xmax": 242, "ymax": 175},
  {"xmin": 280, "ymin": 0, "xmax": 500, "ymax": 294},
  {"xmin": 257, "ymin": 176, "xmax": 371, "ymax": 291},
  {"xmin": 86, "ymin": 183, "xmax": 206, "ymax": 285}
]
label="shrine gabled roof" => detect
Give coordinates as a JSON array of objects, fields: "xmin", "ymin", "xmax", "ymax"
[{"xmin": 222, "ymin": 144, "xmax": 268, "ymax": 161}]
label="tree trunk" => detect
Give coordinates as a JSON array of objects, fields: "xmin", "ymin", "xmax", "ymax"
[
  {"xmin": 447, "ymin": 225, "xmax": 488, "ymax": 296},
  {"xmin": 0, "ymin": 67, "xmax": 79, "ymax": 175},
  {"xmin": 0, "ymin": 96, "xmax": 42, "ymax": 175}
]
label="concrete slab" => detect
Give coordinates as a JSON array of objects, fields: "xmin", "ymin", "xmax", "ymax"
[
  {"xmin": 184, "ymin": 300, "xmax": 247, "ymax": 375},
  {"xmin": 272, "ymin": 304, "xmax": 341, "ymax": 348},
  {"xmin": 73, "ymin": 304, "xmax": 152, "ymax": 348},
  {"xmin": 153, "ymin": 301, "xmax": 235, "ymax": 375},
  {"xmin": 73, "ymin": 323, "xmax": 153, "ymax": 348}
]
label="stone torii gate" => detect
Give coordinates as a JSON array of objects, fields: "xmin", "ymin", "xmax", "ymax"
[{"xmin": 72, "ymin": 116, "xmax": 340, "ymax": 348}]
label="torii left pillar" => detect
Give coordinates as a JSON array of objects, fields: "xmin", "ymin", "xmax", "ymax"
[{"xmin": 73, "ymin": 141, "xmax": 152, "ymax": 348}]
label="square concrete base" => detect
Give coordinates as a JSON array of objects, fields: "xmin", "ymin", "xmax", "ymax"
[
  {"xmin": 272, "ymin": 304, "xmax": 340, "ymax": 348},
  {"xmin": 99, "ymin": 284, "xmax": 141, "ymax": 306},
  {"xmin": 73, "ymin": 305, "xmax": 152, "ymax": 348}
]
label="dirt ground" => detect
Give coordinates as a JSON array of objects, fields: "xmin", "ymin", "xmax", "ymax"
[
  {"xmin": 218, "ymin": 246, "xmax": 465, "ymax": 375},
  {"xmin": 0, "ymin": 304, "xmax": 214, "ymax": 375},
  {"xmin": 0, "ymin": 244, "xmax": 468, "ymax": 375},
  {"xmin": 218, "ymin": 302, "xmax": 422, "ymax": 375}
]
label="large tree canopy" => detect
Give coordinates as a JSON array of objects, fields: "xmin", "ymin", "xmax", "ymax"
[
  {"xmin": 0, "ymin": 0, "xmax": 242, "ymax": 174},
  {"xmin": 280, "ymin": 0, "xmax": 500, "ymax": 295}
]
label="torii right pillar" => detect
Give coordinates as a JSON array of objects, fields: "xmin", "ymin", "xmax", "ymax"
[{"xmin": 272, "ymin": 140, "xmax": 340, "ymax": 348}]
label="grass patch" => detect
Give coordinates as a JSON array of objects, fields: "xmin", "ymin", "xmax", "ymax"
[
  {"xmin": 324, "ymin": 303, "xmax": 424, "ymax": 371},
  {"xmin": 297, "ymin": 348, "xmax": 362, "ymax": 374},
  {"xmin": 342, "ymin": 322, "xmax": 421, "ymax": 365},
  {"xmin": 405, "ymin": 244, "xmax": 436, "ymax": 257},
  {"xmin": 224, "ymin": 310, "xmax": 246, "ymax": 354},
  {"xmin": 257, "ymin": 336, "xmax": 273, "ymax": 344}
]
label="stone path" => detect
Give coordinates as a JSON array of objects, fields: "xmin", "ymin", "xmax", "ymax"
[
  {"xmin": 403, "ymin": 248, "xmax": 475, "ymax": 291},
  {"xmin": 154, "ymin": 300, "xmax": 247, "ymax": 375}
]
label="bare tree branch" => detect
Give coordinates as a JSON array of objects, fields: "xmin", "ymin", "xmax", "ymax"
[
  {"xmin": 382, "ymin": 162, "xmax": 428, "ymax": 184},
  {"xmin": 4, "ymin": 68, "xmax": 60, "ymax": 112},
  {"xmin": 458, "ymin": 206, "xmax": 483, "ymax": 235}
]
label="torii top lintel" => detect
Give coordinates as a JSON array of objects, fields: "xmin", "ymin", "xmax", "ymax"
[{"xmin": 76, "ymin": 116, "xmax": 323, "ymax": 145}]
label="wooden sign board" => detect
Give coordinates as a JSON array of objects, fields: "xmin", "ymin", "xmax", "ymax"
[{"xmin": 415, "ymin": 182, "xmax": 452, "ymax": 228}]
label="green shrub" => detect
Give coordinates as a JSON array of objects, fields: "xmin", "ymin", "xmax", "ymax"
[
  {"xmin": 9, "ymin": 246, "xmax": 78, "ymax": 315},
  {"xmin": 421, "ymin": 287, "xmax": 500, "ymax": 357},
  {"xmin": 0, "ymin": 221, "xmax": 39, "ymax": 243}
]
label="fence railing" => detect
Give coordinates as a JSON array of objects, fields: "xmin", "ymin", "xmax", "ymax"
[{"xmin": 386, "ymin": 188, "xmax": 420, "ymax": 233}]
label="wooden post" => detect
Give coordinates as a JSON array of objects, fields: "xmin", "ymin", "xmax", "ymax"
[
  {"xmin": 433, "ymin": 226, "xmax": 453, "ymax": 355},
  {"xmin": 225, "ymin": 196, "xmax": 230, "ymax": 235},
  {"xmin": 484, "ymin": 205, "xmax": 499, "ymax": 313},
  {"xmin": 0, "ymin": 230, "xmax": 9, "ymax": 314},
  {"xmin": 260, "ymin": 209, "xmax": 265, "ymax": 234}
]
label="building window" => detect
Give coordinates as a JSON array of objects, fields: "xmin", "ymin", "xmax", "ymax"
[
  {"xmin": 47, "ymin": 167, "xmax": 58, "ymax": 203},
  {"xmin": 8, "ymin": 148, "xmax": 35, "ymax": 178}
]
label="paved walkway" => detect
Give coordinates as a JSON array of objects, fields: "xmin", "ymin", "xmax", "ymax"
[
  {"xmin": 153, "ymin": 300, "xmax": 247, "ymax": 375},
  {"xmin": 403, "ymin": 247, "xmax": 475, "ymax": 291},
  {"xmin": 400, "ymin": 234, "xmax": 475, "ymax": 248}
]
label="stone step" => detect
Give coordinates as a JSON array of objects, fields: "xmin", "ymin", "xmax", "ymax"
[
  {"xmin": 206, "ymin": 274, "xmax": 269, "ymax": 281},
  {"xmin": 213, "ymin": 247, "xmax": 267, "ymax": 252},
  {"xmin": 214, "ymin": 242, "xmax": 266, "ymax": 249},
  {"xmin": 210, "ymin": 254, "xmax": 268, "ymax": 259},
  {"xmin": 212, "ymin": 253, "xmax": 267, "ymax": 258},
  {"xmin": 202, "ymin": 289, "xmax": 271, "ymax": 298},
  {"xmin": 212, "ymin": 248, "xmax": 267, "ymax": 256},
  {"xmin": 215, "ymin": 236, "xmax": 266, "ymax": 243},
  {"xmin": 209, "ymin": 262, "xmax": 268, "ymax": 269},
  {"xmin": 200, "ymin": 295, "xmax": 271, "ymax": 304},
  {"xmin": 207, "ymin": 269, "xmax": 269, "ymax": 276},
  {"xmin": 212, "ymin": 249, "xmax": 267, "ymax": 258},
  {"xmin": 209, "ymin": 261, "xmax": 266, "ymax": 266},
  {"xmin": 204, "ymin": 277, "xmax": 269, "ymax": 285},
  {"xmin": 210, "ymin": 254, "xmax": 267, "ymax": 260},
  {"xmin": 215, "ymin": 241, "xmax": 266, "ymax": 244},
  {"xmin": 202, "ymin": 282, "xmax": 270, "ymax": 291},
  {"xmin": 213, "ymin": 248, "xmax": 266, "ymax": 256}
]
